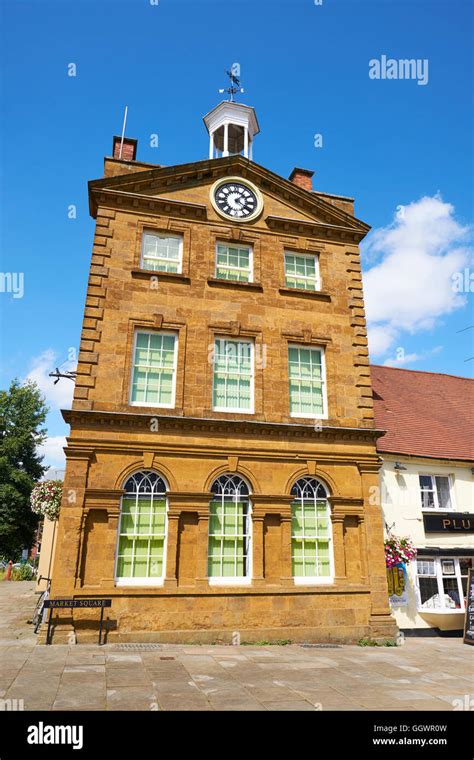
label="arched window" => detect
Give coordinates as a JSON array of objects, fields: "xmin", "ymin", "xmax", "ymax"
[
  {"xmin": 116, "ymin": 471, "xmax": 168, "ymax": 585},
  {"xmin": 208, "ymin": 474, "xmax": 251, "ymax": 583},
  {"xmin": 290, "ymin": 477, "xmax": 333, "ymax": 583}
]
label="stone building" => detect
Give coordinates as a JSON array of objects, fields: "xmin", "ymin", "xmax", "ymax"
[{"xmin": 49, "ymin": 97, "xmax": 397, "ymax": 643}]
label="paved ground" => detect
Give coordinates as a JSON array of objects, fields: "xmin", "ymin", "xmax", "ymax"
[{"xmin": 0, "ymin": 581, "xmax": 472, "ymax": 711}]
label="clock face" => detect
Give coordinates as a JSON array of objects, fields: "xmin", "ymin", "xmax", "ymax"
[{"xmin": 211, "ymin": 178, "xmax": 263, "ymax": 222}]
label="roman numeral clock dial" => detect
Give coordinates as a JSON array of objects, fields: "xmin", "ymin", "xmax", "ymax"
[{"xmin": 210, "ymin": 177, "xmax": 263, "ymax": 222}]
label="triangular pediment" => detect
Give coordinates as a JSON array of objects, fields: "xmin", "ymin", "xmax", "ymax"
[{"xmin": 89, "ymin": 155, "xmax": 370, "ymax": 241}]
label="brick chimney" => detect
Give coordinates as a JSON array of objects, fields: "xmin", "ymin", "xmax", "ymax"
[
  {"xmin": 112, "ymin": 135, "xmax": 138, "ymax": 162},
  {"xmin": 289, "ymin": 167, "xmax": 314, "ymax": 192}
]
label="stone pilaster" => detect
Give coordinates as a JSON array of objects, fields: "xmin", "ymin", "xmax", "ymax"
[
  {"xmin": 251, "ymin": 514, "xmax": 265, "ymax": 585},
  {"xmin": 331, "ymin": 515, "xmax": 346, "ymax": 580},
  {"xmin": 358, "ymin": 462, "xmax": 398, "ymax": 640},
  {"xmin": 280, "ymin": 515, "xmax": 293, "ymax": 583},
  {"xmin": 50, "ymin": 448, "xmax": 94, "ymax": 597},
  {"xmin": 164, "ymin": 510, "xmax": 180, "ymax": 589}
]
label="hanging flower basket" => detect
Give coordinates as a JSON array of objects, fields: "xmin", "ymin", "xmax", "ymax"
[
  {"xmin": 30, "ymin": 480, "xmax": 63, "ymax": 520},
  {"xmin": 384, "ymin": 536, "xmax": 417, "ymax": 568}
]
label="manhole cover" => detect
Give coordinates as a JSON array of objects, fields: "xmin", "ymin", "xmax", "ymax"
[{"xmin": 116, "ymin": 643, "xmax": 162, "ymax": 650}]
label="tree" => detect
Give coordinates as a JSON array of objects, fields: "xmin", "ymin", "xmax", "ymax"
[{"xmin": 0, "ymin": 380, "xmax": 48, "ymax": 559}]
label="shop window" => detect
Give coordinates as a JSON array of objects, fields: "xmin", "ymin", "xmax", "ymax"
[
  {"xmin": 291, "ymin": 477, "xmax": 333, "ymax": 584},
  {"xmin": 115, "ymin": 471, "xmax": 168, "ymax": 585},
  {"xmin": 208, "ymin": 475, "xmax": 251, "ymax": 583},
  {"xmin": 416, "ymin": 556, "xmax": 471, "ymax": 611}
]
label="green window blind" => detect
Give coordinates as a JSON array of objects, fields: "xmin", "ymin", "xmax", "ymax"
[
  {"xmin": 292, "ymin": 499, "xmax": 331, "ymax": 577},
  {"xmin": 213, "ymin": 339, "xmax": 253, "ymax": 411},
  {"xmin": 288, "ymin": 346, "xmax": 325, "ymax": 416},
  {"xmin": 116, "ymin": 473, "xmax": 167, "ymax": 580},
  {"xmin": 131, "ymin": 332, "xmax": 176, "ymax": 406},
  {"xmin": 208, "ymin": 500, "xmax": 249, "ymax": 578}
]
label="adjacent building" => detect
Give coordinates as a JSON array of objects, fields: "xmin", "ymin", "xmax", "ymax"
[
  {"xmin": 373, "ymin": 365, "xmax": 474, "ymax": 633},
  {"xmin": 48, "ymin": 98, "xmax": 397, "ymax": 643}
]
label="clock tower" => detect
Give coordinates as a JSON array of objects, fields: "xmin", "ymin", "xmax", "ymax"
[
  {"xmin": 204, "ymin": 100, "xmax": 260, "ymax": 160},
  {"xmin": 47, "ymin": 80, "xmax": 397, "ymax": 646}
]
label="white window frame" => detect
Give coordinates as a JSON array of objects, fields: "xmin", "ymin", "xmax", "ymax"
[
  {"xmin": 129, "ymin": 330, "xmax": 178, "ymax": 409},
  {"xmin": 208, "ymin": 475, "xmax": 252, "ymax": 586},
  {"xmin": 212, "ymin": 337, "xmax": 255, "ymax": 414},
  {"xmin": 288, "ymin": 343, "xmax": 328, "ymax": 420},
  {"xmin": 416, "ymin": 556, "xmax": 470, "ymax": 612},
  {"xmin": 115, "ymin": 471, "xmax": 169, "ymax": 587},
  {"xmin": 140, "ymin": 231, "xmax": 183, "ymax": 273},
  {"xmin": 291, "ymin": 478, "xmax": 334, "ymax": 586},
  {"xmin": 215, "ymin": 241, "xmax": 253, "ymax": 283},
  {"xmin": 419, "ymin": 474, "xmax": 454, "ymax": 511},
  {"xmin": 284, "ymin": 250, "xmax": 321, "ymax": 291}
]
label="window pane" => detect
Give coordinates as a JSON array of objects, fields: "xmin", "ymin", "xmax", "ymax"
[
  {"xmin": 419, "ymin": 576, "xmax": 441, "ymax": 608},
  {"xmin": 212, "ymin": 340, "xmax": 253, "ymax": 411},
  {"xmin": 142, "ymin": 233, "xmax": 182, "ymax": 273},
  {"xmin": 284, "ymin": 252, "xmax": 319, "ymax": 290},
  {"xmin": 441, "ymin": 559, "xmax": 455, "ymax": 575},
  {"xmin": 208, "ymin": 479, "xmax": 250, "ymax": 578},
  {"xmin": 291, "ymin": 478, "xmax": 332, "ymax": 579},
  {"xmin": 288, "ymin": 346, "xmax": 325, "ymax": 416},
  {"xmin": 441, "ymin": 578, "xmax": 461, "ymax": 607},
  {"xmin": 215, "ymin": 243, "xmax": 252, "ymax": 282},
  {"xmin": 436, "ymin": 477, "xmax": 451, "ymax": 510},
  {"xmin": 419, "ymin": 475, "xmax": 435, "ymax": 509},
  {"xmin": 417, "ymin": 559, "xmax": 436, "ymax": 576},
  {"xmin": 131, "ymin": 333, "xmax": 176, "ymax": 406},
  {"xmin": 116, "ymin": 473, "xmax": 167, "ymax": 581}
]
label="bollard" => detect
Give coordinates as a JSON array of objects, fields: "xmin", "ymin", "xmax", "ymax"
[{"xmin": 5, "ymin": 560, "xmax": 13, "ymax": 581}]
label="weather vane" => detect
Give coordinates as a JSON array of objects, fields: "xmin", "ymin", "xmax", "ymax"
[
  {"xmin": 49, "ymin": 367, "xmax": 77, "ymax": 384},
  {"xmin": 219, "ymin": 64, "xmax": 244, "ymax": 103}
]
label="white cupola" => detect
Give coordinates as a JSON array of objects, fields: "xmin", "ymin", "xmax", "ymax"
[{"xmin": 203, "ymin": 100, "xmax": 260, "ymax": 161}]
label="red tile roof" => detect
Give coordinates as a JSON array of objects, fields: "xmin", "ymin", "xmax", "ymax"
[{"xmin": 371, "ymin": 365, "xmax": 474, "ymax": 462}]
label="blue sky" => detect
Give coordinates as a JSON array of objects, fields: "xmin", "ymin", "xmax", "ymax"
[{"xmin": 0, "ymin": 0, "xmax": 473, "ymax": 469}]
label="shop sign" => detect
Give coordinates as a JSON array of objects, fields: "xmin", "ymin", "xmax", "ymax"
[
  {"xmin": 464, "ymin": 568, "xmax": 474, "ymax": 646},
  {"xmin": 423, "ymin": 513, "xmax": 474, "ymax": 533}
]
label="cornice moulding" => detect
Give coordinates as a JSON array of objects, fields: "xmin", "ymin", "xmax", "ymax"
[
  {"xmin": 62, "ymin": 408, "xmax": 384, "ymax": 442},
  {"xmin": 88, "ymin": 155, "xmax": 368, "ymax": 233}
]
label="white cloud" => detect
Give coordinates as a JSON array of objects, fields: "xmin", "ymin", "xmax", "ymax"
[
  {"xmin": 39, "ymin": 435, "xmax": 67, "ymax": 470},
  {"xmin": 362, "ymin": 195, "xmax": 472, "ymax": 357},
  {"xmin": 365, "ymin": 325, "xmax": 399, "ymax": 356},
  {"xmin": 24, "ymin": 349, "xmax": 76, "ymax": 410},
  {"xmin": 383, "ymin": 346, "xmax": 443, "ymax": 368}
]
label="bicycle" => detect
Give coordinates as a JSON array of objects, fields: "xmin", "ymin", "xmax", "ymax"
[{"xmin": 32, "ymin": 575, "xmax": 51, "ymax": 633}]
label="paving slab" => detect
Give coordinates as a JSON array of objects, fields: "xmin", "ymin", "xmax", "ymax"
[{"xmin": 1, "ymin": 580, "xmax": 473, "ymax": 711}]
